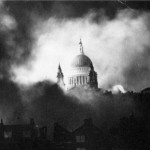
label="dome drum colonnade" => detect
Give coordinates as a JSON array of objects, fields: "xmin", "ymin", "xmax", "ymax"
[{"xmin": 68, "ymin": 55, "xmax": 92, "ymax": 88}]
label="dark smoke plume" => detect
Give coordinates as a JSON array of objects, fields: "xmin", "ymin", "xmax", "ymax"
[
  {"xmin": 19, "ymin": 81, "xmax": 138, "ymax": 138},
  {"xmin": 0, "ymin": 78, "xmax": 149, "ymax": 140},
  {"xmin": 0, "ymin": 79, "xmax": 24, "ymax": 123}
]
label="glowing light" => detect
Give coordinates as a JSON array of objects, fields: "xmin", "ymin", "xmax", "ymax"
[{"xmin": 112, "ymin": 85, "xmax": 126, "ymax": 94}]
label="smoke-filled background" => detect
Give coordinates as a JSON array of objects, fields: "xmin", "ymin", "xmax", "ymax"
[{"xmin": 0, "ymin": 0, "xmax": 150, "ymax": 139}]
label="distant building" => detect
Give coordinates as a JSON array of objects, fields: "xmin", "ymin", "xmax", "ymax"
[
  {"xmin": 72, "ymin": 118, "xmax": 102, "ymax": 150},
  {"xmin": 57, "ymin": 39, "xmax": 98, "ymax": 90},
  {"xmin": 53, "ymin": 118, "xmax": 103, "ymax": 150}
]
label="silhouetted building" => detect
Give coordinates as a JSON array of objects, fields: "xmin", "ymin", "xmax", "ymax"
[
  {"xmin": 0, "ymin": 118, "xmax": 49, "ymax": 150},
  {"xmin": 72, "ymin": 118, "xmax": 102, "ymax": 150},
  {"xmin": 141, "ymin": 87, "xmax": 150, "ymax": 94},
  {"xmin": 0, "ymin": 118, "xmax": 47, "ymax": 141},
  {"xmin": 110, "ymin": 113, "xmax": 150, "ymax": 150},
  {"xmin": 54, "ymin": 123, "xmax": 72, "ymax": 150},
  {"xmin": 0, "ymin": 118, "xmax": 38, "ymax": 141},
  {"xmin": 53, "ymin": 118, "xmax": 103, "ymax": 150}
]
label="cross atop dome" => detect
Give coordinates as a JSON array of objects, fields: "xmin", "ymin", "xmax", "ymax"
[{"xmin": 79, "ymin": 39, "xmax": 84, "ymax": 54}]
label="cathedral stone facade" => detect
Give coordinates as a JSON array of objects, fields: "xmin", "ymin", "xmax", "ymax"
[{"xmin": 57, "ymin": 40, "xmax": 98, "ymax": 90}]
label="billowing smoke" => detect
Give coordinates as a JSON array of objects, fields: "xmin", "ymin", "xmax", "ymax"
[
  {"xmin": 0, "ymin": 1, "xmax": 36, "ymax": 80},
  {"xmin": 18, "ymin": 81, "xmax": 136, "ymax": 138},
  {"xmin": 0, "ymin": 2, "xmax": 17, "ymax": 78},
  {"xmin": 11, "ymin": 8, "xmax": 150, "ymax": 92},
  {"xmin": 0, "ymin": 1, "xmax": 149, "ymax": 91},
  {"xmin": 0, "ymin": 78, "xmax": 137, "ymax": 138},
  {"xmin": 0, "ymin": 79, "xmax": 24, "ymax": 123}
]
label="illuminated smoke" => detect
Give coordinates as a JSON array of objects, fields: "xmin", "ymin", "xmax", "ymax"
[
  {"xmin": 111, "ymin": 84, "xmax": 126, "ymax": 94},
  {"xmin": 12, "ymin": 9, "xmax": 150, "ymax": 91}
]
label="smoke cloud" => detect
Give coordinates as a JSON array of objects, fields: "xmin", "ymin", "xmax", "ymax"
[
  {"xmin": 18, "ymin": 81, "xmax": 136, "ymax": 138},
  {"xmin": 0, "ymin": 1, "xmax": 36, "ymax": 80},
  {"xmin": 11, "ymin": 8, "xmax": 150, "ymax": 92},
  {"xmin": 0, "ymin": 79, "xmax": 24, "ymax": 123},
  {"xmin": 0, "ymin": 78, "xmax": 137, "ymax": 138}
]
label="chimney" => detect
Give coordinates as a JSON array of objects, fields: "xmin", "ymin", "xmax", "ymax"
[
  {"xmin": 0, "ymin": 119, "xmax": 3, "ymax": 125},
  {"xmin": 30, "ymin": 118, "xmax": 35, "ymax": 126}
]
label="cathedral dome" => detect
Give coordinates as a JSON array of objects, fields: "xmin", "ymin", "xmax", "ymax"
[
  {"xmin": 67, "ymin": 39, "xmax": 98, "ymax": 90},
  {"xmin": 71, "ymin": 54, "xmax": 92, "ymax": 68}
]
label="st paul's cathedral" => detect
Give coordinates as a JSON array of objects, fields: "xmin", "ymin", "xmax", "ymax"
[{"xmin": 56, "ymin": 40, "xmax": 98, "ymax": 90}]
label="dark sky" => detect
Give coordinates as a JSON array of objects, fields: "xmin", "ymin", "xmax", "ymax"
[{"xmin": 2, "ymin": 1, "xmax": 150, "ymax": 23}]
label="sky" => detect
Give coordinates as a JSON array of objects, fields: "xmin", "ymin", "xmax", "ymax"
[{"xmin": 1, "ymin": 1, "xmax": 150, "ymax": 92}]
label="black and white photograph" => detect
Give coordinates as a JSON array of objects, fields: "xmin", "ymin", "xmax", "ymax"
[{"xmin": 0, "ymin": 0, "xmax": 150, "ymax": 150}]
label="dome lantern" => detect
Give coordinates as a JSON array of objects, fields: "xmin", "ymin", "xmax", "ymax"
[{"xmin": 79, "ymin": 38, "xmax": 84, "ymax": 55}]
